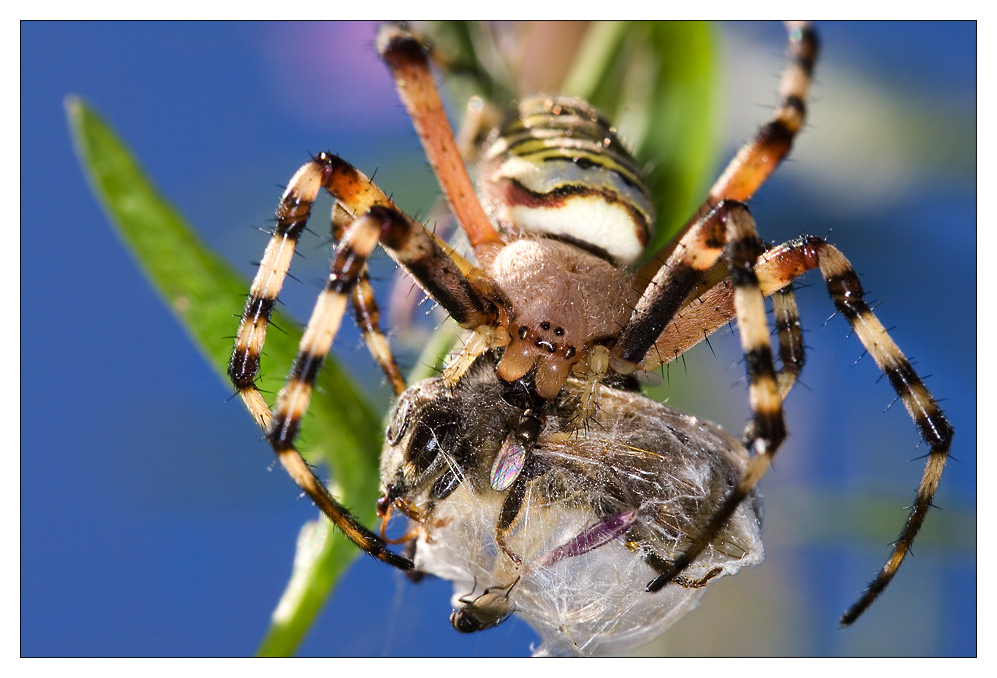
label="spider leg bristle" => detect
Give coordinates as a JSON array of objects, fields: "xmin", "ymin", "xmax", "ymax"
[{"xmin": 702, "ymin": 332, "xmax": 717, "ymax": 359}]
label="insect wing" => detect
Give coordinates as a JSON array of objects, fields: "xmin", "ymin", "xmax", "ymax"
[{"xmin": 490, "ymin": 437, "xmax": 527, "ymax": 491}]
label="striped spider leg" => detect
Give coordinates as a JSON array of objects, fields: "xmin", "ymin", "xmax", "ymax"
[
  {"xmin": 332, "ymin": 202, "xmax": 407, "ymax": 398},
  {"xmin": 605, "ymin": 21, "xmax": 951, "ymax": 625},
  {"xmin": 614, "ymin": 200, "xmax": 787, "ymax": 585},
  {"xmin": 644, "ymin": 237, "xmax": 954, "ymax": 625},
  {"xmin": 598, "ymin": 19, "xmax": 815, "ymax": 601},
  {"xmin": 227, "ymin": 152, "xmax": 498, "ymax": 570}
]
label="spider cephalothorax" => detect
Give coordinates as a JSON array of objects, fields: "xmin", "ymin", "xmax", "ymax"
[
  {"xmin": 225, "ymin": 21, "xmax": 953, "ymax": 653},
  {"xmin": 485, "ymin": 235, "xmax": 638, "ymax": 399}
]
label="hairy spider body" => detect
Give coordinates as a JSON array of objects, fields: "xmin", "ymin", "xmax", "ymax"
[{"xmin": 225, "ymin": 21, "xmax": 953, "ymax": 651}]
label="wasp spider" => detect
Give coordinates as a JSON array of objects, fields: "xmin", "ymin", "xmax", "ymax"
[{"xmin": 226, "ymin": 21, "xmax": 953, "ymax": 647}]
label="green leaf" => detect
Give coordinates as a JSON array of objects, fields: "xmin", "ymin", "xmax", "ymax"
[
  {"xmin": 66, "ymin": 96, "xmax": 384, "ymax": 656},
  {"xmin": 640, "ymin": 22, "xmax": 719, "ymax": 253}
]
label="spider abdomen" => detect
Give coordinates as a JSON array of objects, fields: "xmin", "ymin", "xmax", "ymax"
[{"xmin": 480, "ymin": 96, "xmax": 654, "ymax": 266}]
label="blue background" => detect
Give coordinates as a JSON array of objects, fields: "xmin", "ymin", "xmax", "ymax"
[{"xmin": 21, "ymin": 21, "xmax": 976, "ymax": 656}]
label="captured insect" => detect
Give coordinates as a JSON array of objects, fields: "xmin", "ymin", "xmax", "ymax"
[
  {"xmin": 224, "ymin": 21, "xmax": 953, "ymax": 654},
  {"xmin": 380, "ymin": 352, "xmax": 763, "ymax": 655},
  {"xmin": 450, "ymin": 576, "xmax": 521, "ymax": 633}
]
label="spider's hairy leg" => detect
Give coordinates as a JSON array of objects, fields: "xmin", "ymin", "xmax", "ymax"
[
  {"xmin": 229, "ymin": 151, "xmax": 410, "ymax": 424},
  {"xmin": 646, "ymin": 203, "xmax": 786, "ymax": 594},
  {"xmin": 229, "ymin": 153, "xmax": 494, "ymax": 568},
  {"xmin": 377, "ymin": 23, "xmax": 505, "ymax": 262},
  {"xmin": 229, "ymin": 152, "xmax": 494, "ymax": 418},
  {"xmin": 611, "ymin": 202, "xmax": 730, "ymax": 371},
  {"xmin": 636, "ymin": 21, "xmax": 817, "ymax": 280},
  {"xmin": 266, "ymin": 207, "xmax": 422, "ymax": 570},
  {"xmin": 642, "ymin": 234, "xmax": 953, "ymax": 622},
  {"xmin": 708, "ymin": 21, "xmax": 817, "ymax": 203},
  {"xmin": 350, "ymin": 266, "xmax": 406, "ymax": 396},
  {"xmin": 265, "ymin": 201, "xmax": 491, "ymax": 569},
  {"xmin": 770, "ymin": 237, "xmax": 953, "ymax": 625},
  {"xmin": 270, "ymin": 201, "xmax": 494, "ymax": 457},
  {"xmin": 332, "ymin": 203, "xmax": 407, "ymax": 396},
  {"xmin": 644, "ymin": 267, "xmax": 806, "ymax": 401},
  {"xmin": 771, "ymin": 284, "xmax": 805, "ymax": 398},
  {"xmin": 229, "ymin": 156, "xmax": 332, "ymax": 429}
]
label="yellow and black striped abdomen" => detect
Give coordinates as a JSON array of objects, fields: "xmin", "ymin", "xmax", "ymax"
[{"xmin": 480, "ymin": 96, "xmax": 654, "ymax": 266}]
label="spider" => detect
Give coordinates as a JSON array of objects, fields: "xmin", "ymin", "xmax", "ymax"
[{"xmin": 226, "ymin": 20, "xmax": 952, "ymax": 646}]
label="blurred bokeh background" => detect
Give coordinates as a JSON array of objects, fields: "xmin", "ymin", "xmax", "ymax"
[{"xmin": 22, "ymin": 21, "xmax": 975, "ymax": 656}]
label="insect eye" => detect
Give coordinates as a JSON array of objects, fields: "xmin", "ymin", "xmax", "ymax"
[
  {"xmin": 450, "ymin": 610, "xmax": 480, "ymax": 634},
  {"xmin": 407, "ymin": 414, "xmax": 456, "ymax": 474}
]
